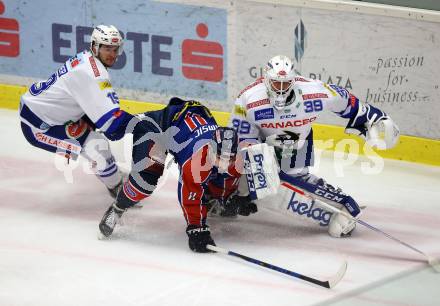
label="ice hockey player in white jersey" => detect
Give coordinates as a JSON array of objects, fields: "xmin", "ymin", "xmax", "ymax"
[
  {"xmin": 229, "ymin": 55, "xmax": 400, "ymax": 238},
  {"xmin": 19, "ymin": 25, "xmax": 135, "ymax": 197}
]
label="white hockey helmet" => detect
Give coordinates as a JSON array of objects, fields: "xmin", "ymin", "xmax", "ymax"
[
  {"xmin": 263, "ymin": 55, "xmax": 296, "ymax": 110},
  {"xmin": 90, "ymin": 25, "xmax": 123, "ymax": 56}
]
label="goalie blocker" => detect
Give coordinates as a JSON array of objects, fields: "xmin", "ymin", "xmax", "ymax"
[{"xmin": 242, "ymin": 143, "xmax": 280, "ymax": 200}]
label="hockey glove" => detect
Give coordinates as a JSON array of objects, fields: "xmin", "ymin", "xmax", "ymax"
[
  {"xmin": 345, "ymin": 103, "xmax": 399, "ymax": 150},
  {"xmin": 80, "ymin": 114, "xmax": 96, "ymax": 131},
  {"xmin": 222, "ymin": 195, "xmax": 258, "ymax": 217},
  {"xmin": 345, "ymin": 104, "xmax": 383, "ymax": 135},
  {"xmin": 186, "ymin": 225, "xmax": 216, "ymax": 253},
  {"xmin": 237, "ymin": 195, "xmax": 258, "ymax": 216}
]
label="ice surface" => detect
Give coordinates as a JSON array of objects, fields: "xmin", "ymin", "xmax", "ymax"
[{"xmin": 1, "ymin": 109, "xmax": 439, "ymax": 306}]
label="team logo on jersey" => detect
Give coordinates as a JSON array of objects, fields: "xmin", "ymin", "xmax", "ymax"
[
  {"xmin": 247, "ymin": 98, "xmax": 270, "ymax": 110},
  {"xmin": 183, "ymin": 111, "xmax": 208, "ymax": 131},
  {"xmin": 69, "ymin": 55, "xmax": 82, "ymax": 68},
  {"xmin": 254, "ymin": 108, "xmax": 274, "ymax": 121},
  {"xmin": 71, "ymin": 59, "xmax": 80, "ymax": 68},
  {"xmin": 302, "ymin": 93, "xmax": 328, "ymax": 100},
  {"xmin": 65, "ymin": 120, "xmax": 89, "ymax": 139}
]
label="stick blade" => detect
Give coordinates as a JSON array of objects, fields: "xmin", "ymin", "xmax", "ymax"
[{"xmin": 327, "ymin": 260, "xmax": 348, "ymax": 289}]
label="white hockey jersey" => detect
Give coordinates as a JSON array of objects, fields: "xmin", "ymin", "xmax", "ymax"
[
  {"xmin": 21, "ymin": 50, "xmax": 121, "ymax": 132},
  {"xmin": 229, "ymin": 76, "xmax": 358, "ymax": 149}
]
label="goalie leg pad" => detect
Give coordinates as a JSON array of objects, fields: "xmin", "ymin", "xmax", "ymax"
[
  {"xmin": 328, "ymin": 207, "xmax": 357, "ymax": 238},
  {"xmin": 279, "ymin": 171, "xmax": 361, "ymax": 218},
  {"xmin": 242, "ymin": 143, "xmax": 280, "ymax": 200}
]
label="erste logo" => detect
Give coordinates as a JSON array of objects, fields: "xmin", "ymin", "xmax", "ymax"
[{"xmin": 0, "ymin": 1, "xmax": 19, "ymax": 57}]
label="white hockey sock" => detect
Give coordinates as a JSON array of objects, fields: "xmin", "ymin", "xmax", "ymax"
[
  {"xmin": 96, "ymin": 162, "xmax": 122, "ymax": 189},
  {"xmin": 81, "ymin": 131, "xmax": 122, "ymax": 189}
]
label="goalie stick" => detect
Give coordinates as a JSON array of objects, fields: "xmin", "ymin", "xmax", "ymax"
[
  {"xmin": 281, "ymin": 181, "xmax": 440, "ymax": 273},
  {"xmin": 207, "ymin": 245, "xmax": 347, "ymax": 289}
]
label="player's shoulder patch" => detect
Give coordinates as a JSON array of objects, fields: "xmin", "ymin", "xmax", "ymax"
[
  {"xmin": 300, "ymin": 82, "xmax": 330, "ymax": 100},
  {"xmin": 294, "ymin": 76, "xmax": 311, "ymax": 82},
  {"xmin": 69, "ymin": 55, "xmax": 83, "ymax": 69},
  {"xmin": 246, "ymin": 98, "xmax": 270, "ymax": 110},
  {"xmin": 57, "ymin": 63, "xmax": 68, "ymax": 77},
  {"xmin": 301, "ymin": 92, "xmax": 328, "ymax": 100},
  {"xmin": 238, "ymin": 77, "xmax": 264, "ymax": 98},
  {"xmin": 326, "ymin": 84, "xmax": 349, "ymax": 99},
  {"xmin": 88, "ymin": 56, "xmax": 101, "ymax": 77},
  {"xmin": 99, "ymin": 79, "xmax": 112, "ymax": 90},
  {"xmin": 233, "ymin": 105, "xmax": 247, "ymax": 117}
]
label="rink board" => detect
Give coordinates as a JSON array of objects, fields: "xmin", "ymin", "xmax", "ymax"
[{"xmin": 1, "ymin": 83, "xmax": 439, "ymax": 167}]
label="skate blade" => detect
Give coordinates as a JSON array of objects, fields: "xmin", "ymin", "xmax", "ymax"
[
  {"xmin": 97, "ymin": 231, "xmax": 111, "ymax": 240},
  {"xmin": 130, "ymin": 204, "xmax": 143, "ymax": 209}
]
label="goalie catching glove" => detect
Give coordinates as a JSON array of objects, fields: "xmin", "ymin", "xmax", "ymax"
[{"xmin": 345, "ymin": 103, "xmax": 399, "ymax": 150}]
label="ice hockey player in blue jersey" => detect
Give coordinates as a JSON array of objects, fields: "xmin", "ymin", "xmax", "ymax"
[
  {"xmin": 229, "ymin": 55, "xmax": 400, "ymax": 238},
  {"xmin": 19, "ymin": 25, "xmax": 136, "ymax": 197},
  {"xmin": 98, "ymin": 97, "xmax": 253, "ymax": 253}
]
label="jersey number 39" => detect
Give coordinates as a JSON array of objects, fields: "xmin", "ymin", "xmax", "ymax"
[{"xmin": 232, "ymin": 119, "xmax": 251, "ymax": 134}]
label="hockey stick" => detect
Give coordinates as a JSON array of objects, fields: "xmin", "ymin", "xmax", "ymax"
[
  {"xmin": 207, "ymin": 244, "xmax": 347, "ymax": 289},
  {"xmin": 281, "ymin": 182, "xmax": 440, "ymax": 272}
]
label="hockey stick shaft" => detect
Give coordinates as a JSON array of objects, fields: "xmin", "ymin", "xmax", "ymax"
[
  {"xmin": 207, "ymin": 244, "xmax": 345, "ymax": 288},
  {"xmin": 281, "ymin": 182, "xmax": 440, "ymax": 271},
  {"xmin": 356, "ymin": 219, "xmax": 426, "ymax": 256}
]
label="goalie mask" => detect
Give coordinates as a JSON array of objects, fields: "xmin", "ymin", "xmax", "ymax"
[
  {"xmin": 208, "ymin": 127, "xmax": 238, "ymax": 173},
  {"xmin": 263, "ymin": 55, "xmax": 296, "ymax": 110},
  {"xmin": 90, "ymin": 25, "xmax": 124, "ymax": 57}
]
